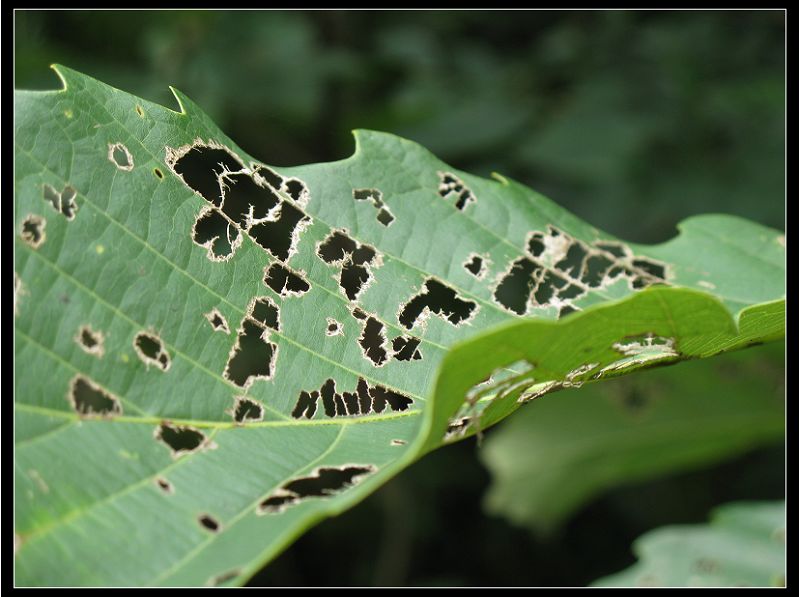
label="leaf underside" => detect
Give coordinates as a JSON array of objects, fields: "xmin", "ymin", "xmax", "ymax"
[
  {"xmin": 480, "ymin": 343, "xmax": 785, "ymax": 535},
  {"xmin": 14, "ymin": 66, "xmax": 784, "ymax": 587}
]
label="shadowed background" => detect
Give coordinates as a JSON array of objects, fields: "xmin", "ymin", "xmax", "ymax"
[{"xmin": 15, "ymin": 9, "xmax": 785, "ymax": 586}]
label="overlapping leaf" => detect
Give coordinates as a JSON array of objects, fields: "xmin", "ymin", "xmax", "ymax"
[
  {"xmin": 480, "ymin": 343, "xmax": 785, "ymax": 534},
  {"xmin": 14, "ymin": 67, "xmax": 784, "ymax": 586}
]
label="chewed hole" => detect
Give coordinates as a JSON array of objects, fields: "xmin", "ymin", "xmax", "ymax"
[
  {"xmin": 42, "ymin": 183, "xmax": 78, "ymax": 220},
  {"xmin": 263, "ymin": 263, "xmax": 310, "ymax": 297},
  {"xmin": 20, "ymin": 214, "xmax": 47, "ymax": 249},
  {"xmin": 223, "ymin": 320, "xmax": 277, "ymax": 389},
  {"xmin": 232, "ymin": 397, "xmax": 264, "ymax": 423},
  {"xmin": 326, "ymin": 318, "xmax": 343, "ymax": 337},
  {"xmin": 291, "ymin": 377, "xmax": 412, "ymax": 419},
  {"xmin": 155, "ymin": 477, "xmax": 174, "ymax": 494},
  {"xmin": 198, "ymin": 514, "xmax": 221, "ymax": 533},
  {"xmin": 207, "ymin": 570, "xmax": 241, "ymax": 587},
  {"xmin": 257, "ymin": 465, "xmax": 376, "ymax": 515},
  {"xmin": 248, "ymin": 296, "xmax": 280, "ymax": 331},
  {"xmin": 358, "ymin": 316, "xmax": 389, "ymax": 367},
  {"xmin": 134, "ymin": 332, "xmax": 171, "ymax": 371},
  {"xmin": 135, "ymin": 105, "xmax": 144, "ymax": 117},
  {"xmin": 464, "ymin": 254, "xmax": 485, "ymax": 278},
  {"xmin": 68, "ymin": 375, "xmax": 122, "ymax": 418},
  {"xmin": 398, "ymin": 278, "xmax": 478, "ymax": 329},
  {"xmin": 75, "ymin": 325, "xmax": 105, "ymax": 358},
  {"xmin": 204, "ymin": 308, "xmax": 230, "ymax": 334},
  {"xmin": 108, "ymin": 142, "xmax": 134, "ymax": 171},
  {"xmin": 156, "ymin": 423, "xmax": 207, "ymax": 457},
  {"xmin": 153, "ymin": 168, "xmax": 164, "ymax": 179},
  {"xmin": 376, "ymin": 208, "xmax": 394, "ymax": 226},
  {"xmin": 317, "ymin": 230, "xmax": 379, "ymax": 301}
]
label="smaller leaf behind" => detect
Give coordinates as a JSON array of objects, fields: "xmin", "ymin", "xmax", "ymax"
[{"xmin": 591, "ymin": 500, "xmax": 785, "ymax": 587}]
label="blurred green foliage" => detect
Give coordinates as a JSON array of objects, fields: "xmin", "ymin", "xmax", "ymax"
[
  {"xmin": 16, "ymin": 10, "xmax": 784, "ymax": 245},
  {"xmin": 15, "ymin": 10, "xmax": 784, "ymax": 586}
]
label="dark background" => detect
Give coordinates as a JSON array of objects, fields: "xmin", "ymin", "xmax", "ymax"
[{"xmin": 15, "ymin": 9, "xmax": 785, "ymax": 586}]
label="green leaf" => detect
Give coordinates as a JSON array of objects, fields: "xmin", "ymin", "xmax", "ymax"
[
  {"xmin": 480, "ymin": 343, "xmax": 785, "ymax": 534},
  {"xmin": 14, "ymin": 66, "xmax": 784, "ymax": 587},
  {"xmin": 592, "ymin": 501, "xmax": 786, "ymax": 587}
]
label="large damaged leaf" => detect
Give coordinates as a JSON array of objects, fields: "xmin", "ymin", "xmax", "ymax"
[{"xmin": 14, "ymin": 67, "xmax": 784, "ymax": 586}]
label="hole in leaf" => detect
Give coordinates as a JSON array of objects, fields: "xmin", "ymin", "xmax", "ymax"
[
  {"xmin": 153, "ymin": 168, "xmax": 164, "ymax": 179},
  {"xmin": 292, "ymin": 390, "xmax": 319, "ymax": 419},
  {"xmin": 358, "ymin": 316, "xmax": 389, "ymax": 367},
  {"xmin": 319, "ymin": 379, "xmax": 336, "ymax": 417},
  {"xmin": 353, "ymin": 188, "xmax": 393, "ymax": 226},
  {"xmin": 156, "ymin": 423, "xmax": 207, "ymax": 456},
  {"xmin": 317, "ymin": 230, "xmax": 379, "ymax": 301},
  {"xmin": 232, "ymin": 397, "xmax": 264, "ymax": 423},
  {"xmin": 248, "ymin": 297, "xmax": 280, "ymax": 331},
  {"xmin": 326, "ymin": 318, "xmax": 343, "ymax": 337},
  {"xmin": 68, "ymin": 375, "xmax": 122, "ymax": 418},
  {"xmin": 259, "ymin": 491, "xmax": 299, "ymax": 513},
  {"xmin": 198, "ymin": 514, "xmax": 221, "ymax": 533},
  {"xmin": 353, "ymin": 188, "xmax": 383, "ymax": 205},
  {"xmin": 527, "ymin": 232, "xmax": 546, "ymax": 258},
  {"xmin": 376, "ymin": 209, "xmax": 394, "ymax": 226},
  {"xmin": 594, "ymin": 241, "xmax": 629, "ymax": 258},
  {"xmin": 155, "ymin": 477, "xmax": 174, "ymax": 494},
  {"xmin": 207, "ymin": 570, "xmax": 240, "ymax": 587},
  {"xmin": 283, "ymin": 178, "xmax": 309, "ymax": 207},
  {"xmin": 352, "ymin": 308, "xmax": 367, "ymax": 320},
  {"xmin": 133, "ymin": 332, "xmax": 171, "ymax": 371},
  {"xmin": 391, "ymin": 439, "xmax": 407, "ymax": 446},
  {"xmin": 493, "ymin": 258, "xmax": 541, "ymax": 315},
  {"xmin": 170, "ymin": 144, "xmax": 243, "ymax": 206},
  {"xmin": 42, "ymin": 184, "xmax": 78, "ymax": 220},
  {"xmin": 445, "ymin": 416, "xmax": 471, "ymax": 440},
  {"xmin": 192, "ymin": 207, "xmax": 242, "ymax": 261},
  {"xmin": 464, "ymin": 254, "xmax": 484, "ymax": 278},
  {"xmin": 318, "ymin": 230, "xmax": 358, "ymax": 263},
  {"xmin": 581, "ymin": 254, "xmax": 614, "ymax": 287},
  {"xmin": 20, "ymin": 214, "xmax": 46, "ymax": 249},
  {"xmin": 559, "ymin": 305, "xmax": 578, "ymax": 318},
  {"xmin": 264, "ymin": 263, "xmax": 310, "ymax": 297},
  {"xmin": 553, "ymin": 242, "xmax": 589, "ymax": 277},
  {"xmin": 392, "ymin": 336, "xmax": 422, "ymax": 361},
  {"xmin": 291, "ymin": 377, "xmax": 412, "ymax": 419},
  {"xmin": 249, "ymin": 200, "xmax": 309, "ymax": 261},
  {"xmin": 599, "ymin": 334, "xmax": 679, "ymax": 376},
  {"xmin": 75, "ymin": 325, "xmax": 105, "ymax": 358},
  {"xmin": 253, "ymin": 164, "xmax": 284, "ymax": 191},
  {"xmin": 108, "ymin": 142, "xmax": 134, "ymax": 171},
  {"xmin": 399, "ymin": 279, "xmax": 477, "ymax": 329},
  {"xmin": 224, "ymin": 320, "xmax": 277, "ymax": 388},
  {"xmin": 438, "ymin": 171, "xmax": 476, "ymax": 210},
  {"xmin": 532, "ymin": 271, "xmax": 558, "ymax": 306},
  {"xmin": 219, "ymin": 170, "xmax": 281, "ymax": 226},
  {"xmin": 135, "ymin": 105, "xmax": 144, "ymax": 117},
  {"xmin": 204, "ymin": 308, "xmax": 230, "ymax": 334},
  {"xmin": 258, "ymin": 466, "xmax": 376, "ymax": 514},
  {"xmin": 370, "ymin": 385, "xmax": 413, "ymax": 413},
  {"xmin": 632, "ymin": 258, "xmax": 666, "ymax": 280}
]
